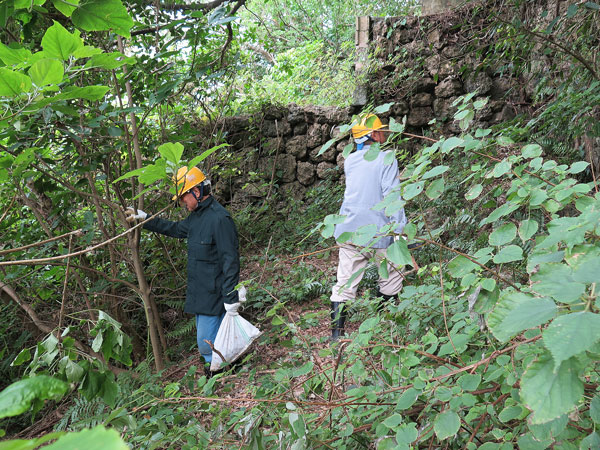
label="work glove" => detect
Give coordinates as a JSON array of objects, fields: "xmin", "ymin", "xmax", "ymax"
[{"xmin": 125, "ymin": 207, "xmax": 148, "ymax": 223}]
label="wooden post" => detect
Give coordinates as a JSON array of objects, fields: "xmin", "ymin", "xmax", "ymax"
[{"xmin": 353, "ymin": 15, "xmax": 370, "ymax": 106}]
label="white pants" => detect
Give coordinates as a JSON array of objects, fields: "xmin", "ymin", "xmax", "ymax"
[{"xmin": 330, "ymin": 243, "xmax": 404, "ymax": 303}]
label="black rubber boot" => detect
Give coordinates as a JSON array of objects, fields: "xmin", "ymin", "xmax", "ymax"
[
  {"xmin": 330, "ymin": 302, "xmax": 347, "ymax": 341},
  {"xmin": 375, "ymin": 290, "xmax": 396, "ymax": 312}
]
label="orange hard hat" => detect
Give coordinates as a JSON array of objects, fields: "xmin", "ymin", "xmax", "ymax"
[{"xmin": 172, "ymin": 166, "xmax": 206, "ymax": 200}]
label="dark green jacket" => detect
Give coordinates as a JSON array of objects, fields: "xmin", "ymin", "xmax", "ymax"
[{"xmin": 143, "ymin": 196, "xmax": 239, "ymax": 316}]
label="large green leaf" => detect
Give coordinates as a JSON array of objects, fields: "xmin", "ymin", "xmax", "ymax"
[
  {"xmin": 434, "ymin": 410, "xmax": 460, "ymax": 440},
  {"xmin": 43, "ymin": 426, "xmax": 128, "ymax": 450},
  {"xmin": 520, "ymin": 354, "xmax": 583, "ymax": 424},
  {"xmin": 530, "ymin": 263, "xmax": 586, "ymax": 303},
  {"xmin": 0, "ymin": 43, "xmax": 32, "ymax": 65},
  {"xmin": 493, "ymin": 245, "xmax": 523, "ymax": 263},
  {"xmin": 480, "ymin": 201, "xmax": 520, "ymax": 225},
  {"xmin": 441, "ymin": 136, "xmax": 463, "ymax": 153},
  {"xmin": 489, "ymin": 223, "xmax": 517, "ymax": 246},
  {"xmin": 27, "ymin": 85, "xmax": 110, "ymax": 111},
  {"xmin": 487, "ymin": 292, "xmax": 556, "ymax": 342},
  {"xmin": 465, "ymin": 183, "xmax": 483, "ymax": 201},
  {"xmin": 158, "ymin": 142, "xmax": 184, "ymax": 165},
  {"xmin": 0, "ymin": 376, "xmax": 69, "ymax": 419},
  {"xmin": 41, "ymin": 21, "xmax": 83, "ymax": 61},
  {"xmin": 542, "ymin": 312, "xmax": 600, "ymax": 370},
  {"xmin": 518, "ymin": 219, "xmax": 539, "ymax": 242},
  {"xmin": 28, "ymin": 58, "xmax": 64, "ymax": 87},
  {"xmin": 425, "ymin": 177, "xmax": 444, "ymax": 200},
  {"xmin": 568, "ymin": 250, "xmax": 600, "ymax": 284},
  {"xmin": 447, "ymin": 255, "xmax": 478, "ymax": 278},
  {"xmin": 0, "ymin": 68, "xmax": 32, "ymax": 96},
  {"xmin": 84, "ymin": 51, "xmax": 135, "ymax": 69},
  {"xmin": 402, "ymin": 181, "xmax": 424, "ymax": 200},
  {"xmin": 422, "ymin": 165, "xmax": 449, "ymax": 179},
  {"xmin": 72, "ymin": 0, "xmax": 134, "ymax": 38},
  {"xmin": 386, "ymin": 239, "xmax": 413, "ymax": 267},
  {"xmin": 52, "ymin": 0, "xmax": 80, "ymax": 17}
]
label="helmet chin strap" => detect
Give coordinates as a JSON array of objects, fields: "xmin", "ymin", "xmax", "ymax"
[{"xmin": 187, "ymin": 183, "xmax": 204, "ymax": 208}]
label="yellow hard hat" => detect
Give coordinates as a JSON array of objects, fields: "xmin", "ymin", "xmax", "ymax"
[
  {"xmin": 172, "ymin": 166, "xmax": 206, "ymax": 200},
  {"xmin": 351, "ymin": 114, "xmax": 386, "ymax": 139}
]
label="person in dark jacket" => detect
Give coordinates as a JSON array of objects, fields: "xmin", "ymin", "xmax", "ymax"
[{"xmin": 125, "ymin": 166, "xmax": 239, "ymax": 366}]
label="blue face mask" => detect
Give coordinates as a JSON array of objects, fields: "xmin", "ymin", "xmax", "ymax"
[{"xmin": 356, "ymin": 135, "xmax": 374, "ymax": 151}]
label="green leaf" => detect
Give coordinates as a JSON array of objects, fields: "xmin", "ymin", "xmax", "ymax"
[
  {"xmin": 0, "ymin": 432, "xmax": 67, "ymax": 450},
  {"xmin": 441, "ymin": 137, "xmax": 464, "ymax": 153},
  {"xmin": 498, "ymin": 405, "xmax": 524, "ymax": 423},
  {"xmin": 473, "ymin": 98, "xmax": 488, "ymax": 110},
  {"xmin": 44, "ymin": 425, "xmax": 128, "ymax": 450},
  {"xmin": 373, "ymin": 102, "xmax": 394, "ymax": 114},
  {"xmin": 363, "ymin": 142, "xmax": 381, "ymax": 161},
  {"xmin": 465, "ymin": 183, "xmax": 483, "ymax": 201},
  {"xmin": 480, "ymin": 202, "xmax": 520, "ymax": 226},
  {"xmin": 542, "ymin": 312, "xmax": 600, "ymax": 370},
  {"xmin": 52, "ymin": 0, "xmax": 80, "ymax": 16},
  {"xmin": 0, "ymin": 68, "xmax": 32, "ymax": 96},
  {"xmin": 447, "ymin": 255, "xmax": 478, "ymax": 278},
  {"xmin": 492, "ymin": 160, "xmax": 511, "ymax": 177},
  {"xmin": 0, "ymin": 43, "xmax": 32, "ymax": 65},
  {"xmin": 521, "ymin": 144, "xmax": 542, "ymax": 159},
  {"xmin": 386, "ymin": 239, "xmax": 413, "ymax": 267},
  {"xmin": 388, "ymin": 116, "xmax": 405, "ymax": 133},
  {"xmin": 28, "ymin": 58, "xmax": 63, "ymax": 87},
  {"xmin": 383, "ymin": 413, "xmax": 403, "ymax": 429},
  {"xmin": 531, "ymin": 263, "xmax": 586, "ymax": 303},
  {"xmin": 351, "ymin": 224, "xmax": 378, "ymax": 246},
  {"xmin": 458, "ymin": 373, "xmax": 481, "ymax": 391},
  {"xmin": 434, "ymin": 410, "xmax": 460, "ymax": 440},
  {"xmin": 292, "ymin": 361, "xmax": 314, "ymax": 377},
  {"xmin": 581, "ymin": 432, "xmax": 600, "ymax": 450},
  {"xmin": 422, "ymin": 165, "xmax": 449, "ymax": 179},
  {"xmin": 519, "ymin": 219, "xmax": 538, "ymax": 242},
  {"xmin": 342, "ymin": 143, "xmax": 353, "ymax": 158},
  {"xmin": 395, "ymin": 388, "xmax": 418, "ymax": 410},
  {"xmin": 188, "ymin": 143, "xmax": 228, "ymax": 168},
  {"xmin": 567, "ymin": 161, "xmax": 589, "ymax": 174},
  {"xmin": 492, "ymin": 245, "xmax": 523, "ymax": 263},
  {"xmin": 489, "ymin": 223, "xmax": 517, "ymax": 246},
  {"xmin": 72, "ymin": 0, "xmax": 134, "ymax": 38},
  {"xmin": 41, "ymin": 21, "xmax": 83, "ymax": 60},
  {"xmin": 84, "ymin": 51, "xmax": 135, "ymax": 69},
  {"xmin": 528, "ymin": 415, "xmax": 568, "ymax": 441},
  {"xmin": 425, "ymin": 178, "xmax": 444, "ymax": 200},
  {"xmin": 487, "ymin": 292, "xmax": 557, "ymax": 342},
  {"xmin": 520, "ymin": 354, "xmax": 583, "ymax": 424},
  {"xmin": 158, "ymin": 142, "xmax": 184, "ymax": 165},
  {"xmin": 403, "ymin": 181, "xmax": 424, "ymax": 200},
  {"xmin": 316, "ymin": 138, "xmax": 335, "ymax": 157},
  {"xmin": 590, "ymin": 394, "xmax": 600, "ymax": 423},
  {"xmin": 11, "ymin": 348, "xmax": 31, "ymax": 366},
  {"xmin": 59, "ymin": 357, "xmax": 85, "ymax": 383},
  {"xmin": 0, "ymin": 376, "xmax": 69, "ymax": 419},
  {"xmin": 566, "ymin": 3, "xmax": 578, "ymax": 17}
]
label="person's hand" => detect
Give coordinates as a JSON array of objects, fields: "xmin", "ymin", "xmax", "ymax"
[
  {"xmin": 224, "ymin": 302, "xmax": 240, "ymax": 315},
  {"xmin": 125, "ymin": 207, "xmax": 148, "ymax": 223}
]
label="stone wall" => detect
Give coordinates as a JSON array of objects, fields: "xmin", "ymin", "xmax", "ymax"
[{"xmin": 210, "ymin": 104, "xmax": 359, "ymax": 204}]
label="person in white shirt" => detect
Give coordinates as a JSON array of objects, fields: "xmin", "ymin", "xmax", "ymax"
[{"xmin": 330, "ymin": 114, "xmax": 407, "ymax": 340}]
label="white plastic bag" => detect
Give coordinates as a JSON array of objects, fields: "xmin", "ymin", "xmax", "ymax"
[{"xmin": 210, "ymin": 287, "xmax": 261, "ymax": 371}]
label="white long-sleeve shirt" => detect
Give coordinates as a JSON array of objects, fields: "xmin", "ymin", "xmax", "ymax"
[{"xmin": 333, "ymin": 145, "xmax": 407, "ymax": 249}]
